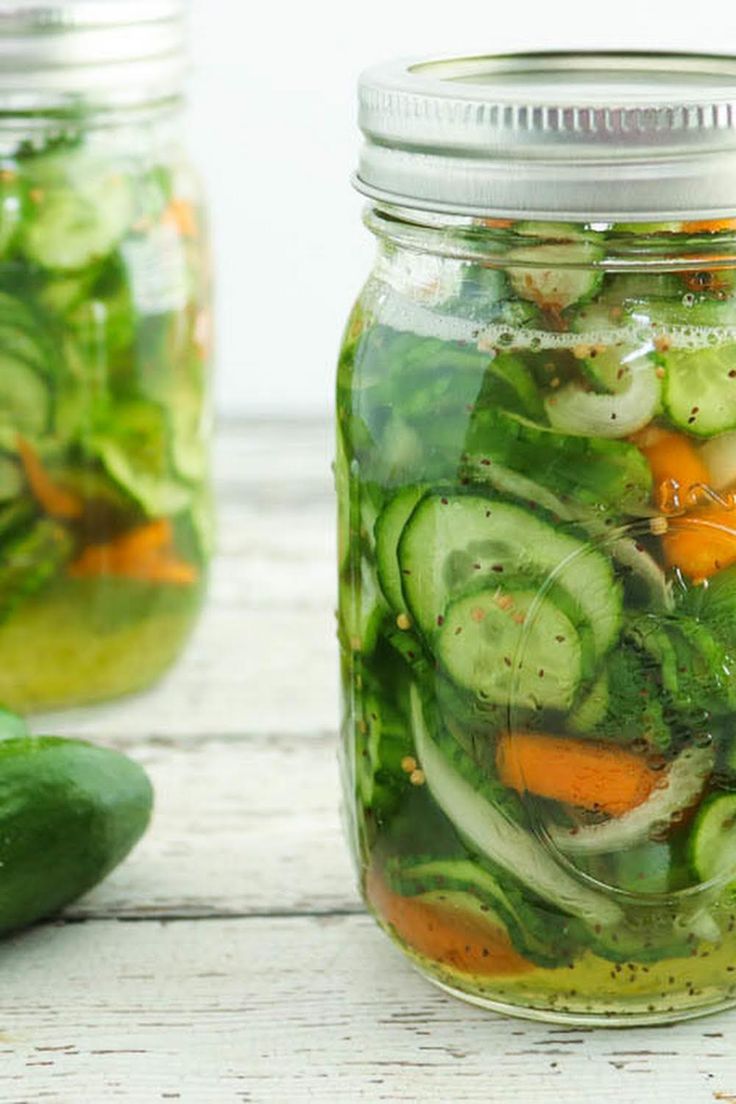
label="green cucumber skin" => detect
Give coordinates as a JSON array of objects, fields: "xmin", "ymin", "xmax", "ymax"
[
  {"xmin": 398, "ymin": 491, "xmax": 621, "ymax": 665},
  {"xmin": 0, "ymin": 736, "xmax": 152, "ymax": 936},
  {"xmin": 689, "ymin": 793, "xmax": 736, "ymax": 883}
]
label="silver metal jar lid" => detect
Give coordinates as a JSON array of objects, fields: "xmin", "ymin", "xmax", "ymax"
[
  {"xmin": 0, "ymin": 0, "xmax": 189, "ymax": 111},
  {"xmin": 356, "ymin": 52, "xmax": 736, "ymax": 222}
]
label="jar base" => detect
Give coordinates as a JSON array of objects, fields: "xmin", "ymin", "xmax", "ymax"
[
  {"xmin": 0, "ymin": 578, "xmax": 204, "ymax": 713},
  {"xmin": 426, "ymin": 972, "xmax": 736, "ymax": 1027}
]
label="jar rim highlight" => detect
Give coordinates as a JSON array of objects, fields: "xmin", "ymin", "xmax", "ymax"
[{"xmin": 356, "ymin": 51, "xmax": 736, "ymax": 222}]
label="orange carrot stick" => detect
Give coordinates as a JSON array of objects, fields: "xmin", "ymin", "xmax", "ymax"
[
  {"xmin": 496, "ymin": 732, "xmax": 661, "ymax": 816},
  {"xmin": 365, "ymin": 866, "xmax": 534, "ymax": 978},
  {"xmin": 680, "ymin": 218, "xmax": 736, "ymax": 234},
  {"xmin": 662, "ymin": 508, "xmax": 736, "ymax": 580},
  {"xmin": 17, "ymin": 436, "xmax": 84, "ymax": 520},
  {"xmin": 110, "ymin": 518, "xmax": 173, "ymax": 559},
  {"xmin": 69, "ymin": 519, "xmax": 197, "ymax": 586},
  {"xmin": 117, "ymin": 553, "xmax": 198, "ymax": 586},
  {"xmin": 633, "ymin": 426, "xmax": 711, "ymax": 511},
  {"xmin": 163, "ymin": 198, "xmax": 198, "ymax": 238}
]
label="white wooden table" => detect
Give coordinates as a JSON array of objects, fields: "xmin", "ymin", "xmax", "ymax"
[{"xmin": 5, "ymin": 418, "xmax": 736, "ymax": 1103}]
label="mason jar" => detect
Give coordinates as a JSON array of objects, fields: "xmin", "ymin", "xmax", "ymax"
[
  {"xmin": 337, "ymin": 52, "xmax": 736, "ymax": 1024},
  {"xmin": 0, "ymin": 1, "xmax": 212, "ymax": 710}
]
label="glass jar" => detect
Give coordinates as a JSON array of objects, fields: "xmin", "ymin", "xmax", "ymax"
[
  {"xmin": 0, "ymin": 2, "xmax": 212, "ymax": 710},
  {"xmin": 338, "ymin": 52, "xmax": 736, "ymax": 1024}
]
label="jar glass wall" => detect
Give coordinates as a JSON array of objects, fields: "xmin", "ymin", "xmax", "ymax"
[
  {"xmin": 0, "ymin": 4, "xmax": 212, "ymax": 710},
  {"xmin": 337, "ymin": 204, "xmax": 736, "ymax": 1024}
]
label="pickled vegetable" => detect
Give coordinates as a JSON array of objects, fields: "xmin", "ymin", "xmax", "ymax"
[
  {"xmin": 0, "ymin": 134, "xmax": 211, "ymax": 709},
  {"xmin": 338, "ymin": 219, "xmax": 736, "ymax": 1021}
]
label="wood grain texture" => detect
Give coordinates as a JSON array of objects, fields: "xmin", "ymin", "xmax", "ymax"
[
  {"xmin": 2, "ymin": 916, "xmax": 736, "ymax": 1104},
  {"xmin": 7, "ymin": 419, "xmax": 736, "ymax": 1101},
  {"xmin": 63, "ymin": 734, "xmax": 359, "ymax": 920}
]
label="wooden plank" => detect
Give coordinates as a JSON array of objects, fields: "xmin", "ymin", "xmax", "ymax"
[
  {"xmin": 0, "ymin": 915, "xmax": 735, "ymax": 1103},
  {"xmin": 64, "ymin": 734, "xmax": 359, "ymax": 920}
]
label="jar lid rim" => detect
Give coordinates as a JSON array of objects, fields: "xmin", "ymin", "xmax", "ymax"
[
  {"xmin": 356, "ymin": 51, "xmax": 736, "ymax": 220},
  {"xmin": 0, "ymin": 1, "xmax": 184, "ymax": 28},
  {"xmin": 0, "ymin": 0, "xmax": 189, "ymax": 111}
]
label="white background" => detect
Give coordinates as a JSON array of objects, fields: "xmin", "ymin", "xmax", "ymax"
[{"xmin": 188, "ymin": 0, "xmax": 736, "ymax": 417}]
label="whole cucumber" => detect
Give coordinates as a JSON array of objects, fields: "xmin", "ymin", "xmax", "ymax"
[{"xmin": 0, "ymin": 735, "xmax": 153, "ymax": 935}]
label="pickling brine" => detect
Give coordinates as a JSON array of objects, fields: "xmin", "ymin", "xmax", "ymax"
[
  {"xmin": 339, "ymin": 207, "xmax": 736, "ymax": 1022},
  {"xmin": 0, "ymin": 2, "xmax": 213, "ymax": 710}
]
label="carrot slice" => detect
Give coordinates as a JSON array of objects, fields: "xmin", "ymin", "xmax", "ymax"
[
  {"xmin": 496, "ymin": 732, "xmax": 661, "ymax": 816},
  {"xmin": 365, "ymin": 866, "xmax": 534, "ymax": 978},
  {"xmin": 69, "ymin": 519, "xmax": 197, "ymax": 585},
  {"xmin": 163, "ymin": 198, "xmax": 198, "ymax": 238},
  {"xmin": 680, "ymin": 218, "xmax": 736, "ymax": 234},
  {"xmin": 662, "ymin": 508, "xmax": 736, "ymax": 579},
  {"xmin": 634, "ymin": 427, "xmax": 711, "ymax": 511},
  {"xmin": 17, "ymin": 436, "xmax": 84, "ymax": 520}
]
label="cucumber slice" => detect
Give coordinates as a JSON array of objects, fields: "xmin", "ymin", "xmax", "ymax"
[
  {"xmin": 596, "ymin": 272, "xmax": 686, "ymax": 305},
  {"xmin": 0, "ymin": 164, "xmax": 22, "ymax": 258},
  {"xmin": 436, "ymin": 589, "xmax": 582, "ymax": 711},
  {"xmin": 662, "ymin": 346, "xmax": 736, "ymax": 437},
  {"xmin": 545, "ymin": 357, "xmax": 660, "ymax": 439},
  {"xmin": 398, "ymin": 493, "xmax": 621, "ymax": 660},
  {"xmin": 355, "ymin": 691, "xmax": 412, "ymax": 810},
  {"xmin": 567, "ymin": 669, "xmax": 609, "ymax": 734},
  {"xmin": 679, "ymin": 565, "xmax": 736, "ymax": 650},
  {"xmin": 567, "ymin": 647, "xmax": 672, "ymax": 751},
  {"xmin": 627, "ymin": 614, "xmax": 736, "ymax": 717},
  {"xmin": 0, "ymin": 519, "xmax": 73, "ymax": 626},
  {"xmin": 374, "ymin": 485, "xmax": 426, "ymax": 616},
  {"xmin": 0, "ymin": 353, "xmax": 51, "ymax": 446},
  {"xmin": 410, "ymin": 686, "xmax": 622, "ymax": 927},
  {"xmin": 463, "ymin": 409, "xmax": 653, "ymax": 517},
  {"xmin": 0, "ymin": 457, "xmax": 23, "ymax": 503},
  {"xmin": 549, "ymin": 745, "xmax": 714, "ymax": 856},
  {"xmin": 612, "ymin": 842, "xmax": 674, "ymax": 896},
  {"xmin": 335, "ymin": 428, "xmax": 350, "ymax": 574},
  {"xmin": 339, "ymin": 560, "xmax": 387, "ymax": 657},
  {"xmin": 689, "ymin": 793, "xmax": 736, "ymax": 882},
  {"xmin": 22, "ymin": 153, "xmax": 134, "ymax": 271},
  {"xmin": 473, "ymin": 352, "xmax": 546, "ymax": 420},
  {"xmin": 88, "ymin": 400, "xmax": 190, "ymax": 518},
  {"xmin": 506, "ymin": 242, "xmax": 604, "ymax": 312}
]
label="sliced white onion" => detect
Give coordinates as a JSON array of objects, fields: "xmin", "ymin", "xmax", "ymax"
[
  {"xmin": 548, "ymin": 745, "xmax": 714, "ymax": 856},
  {"xmin": 700, "ymin": 431, "xmax": 736, "ymax": 491},
  {"xmin": 545, "ymin": 360, "xmax": 661, "ymax": 439}
]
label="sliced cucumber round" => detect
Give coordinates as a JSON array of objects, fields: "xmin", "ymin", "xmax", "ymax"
[
  {"xmin": 436, "ymin": 588, "xmax": 582, "ymax": 711},
  {"xmin": 567, "ymin": 669, "xmax": 610, "ymax": 734},
  {"xmin": 662, "ymin": 345, "xmax": 736, "ymax": 437},
  {"xmin": 0, "ymin": 353, "xmax": 50, "ymax": 446},
  {"xmin": 374, "ymin": 485, "xmax": 426, "ymax": 616},
  {"xmin": 398, "ymin": 493, "xmax": 621, "ymax": 661},
  {"xmin": 22, "ymin": 154, "xmax": 134, "ymax": 271},
  {"xmin": 506, "ymin": 242, "xmax": 604, "ymax": 313},
  {"xmin": 689, "ymin": 793, "xmax": 736, "ymax": 882}
]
